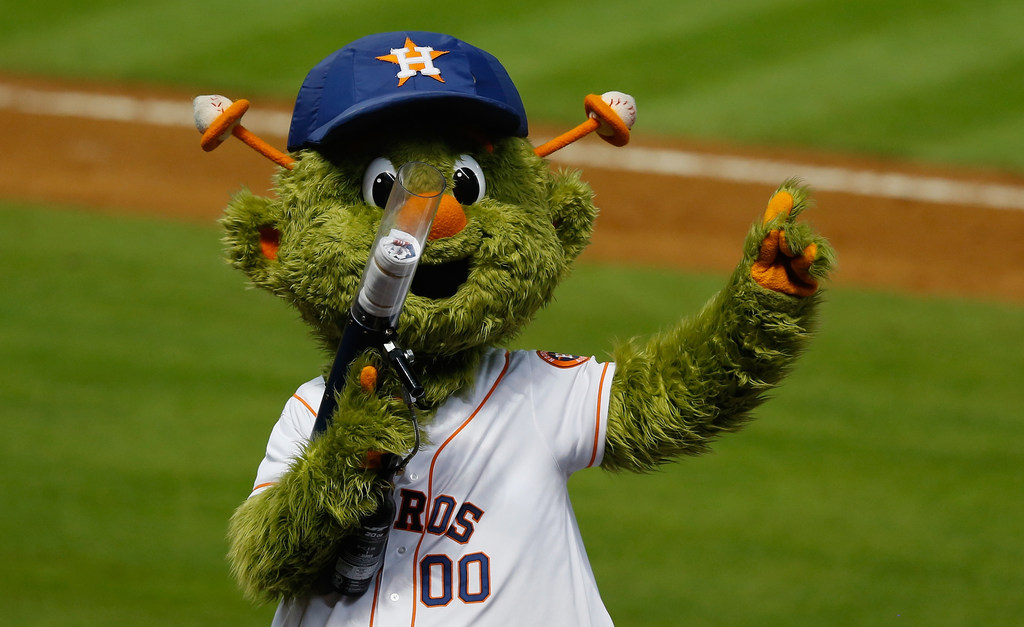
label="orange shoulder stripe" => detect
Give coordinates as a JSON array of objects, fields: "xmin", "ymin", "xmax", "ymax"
[{"xmin": 293, "ymin": 393, "xmax": 318, "ymax": 417}]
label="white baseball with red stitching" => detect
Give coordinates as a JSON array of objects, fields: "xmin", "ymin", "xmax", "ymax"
[
  {"xmin": 601, "ymin": 91, "xmax": 637, "ymax": 130},
  {"xmin": 192, "ymin": 94, "xmax": 234, "ymax": 133}
]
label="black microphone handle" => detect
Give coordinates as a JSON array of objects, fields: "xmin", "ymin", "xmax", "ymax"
[{"xmin": 311, "ymin": 308, "xmax": 389, "ymax": 438}]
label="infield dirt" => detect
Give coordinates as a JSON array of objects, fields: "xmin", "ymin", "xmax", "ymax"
[{"xmin": 2, "ymin": 73, "xmax": 1022, "ymax": 304}]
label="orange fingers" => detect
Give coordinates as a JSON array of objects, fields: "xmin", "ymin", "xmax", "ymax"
[
  {"xmin": 757, "ymin": 228, "xmax": 783, "ymax": 265},
  {"xmin": 780, "ymin": 232, "xmax": 819, "ymax": 287},
  {"xmin": 762, "ymin": 190, "xmax": 794, "ymax": 225},
  {"xmin": 789, "ymin": 244, "xmax": 819, "ymax": 292},
  {"xmin": 359, "ymin": 366, "xmax": 378, "ymax": 393},
  {"xmin": 751, "ymin": 230, "xmax": 792, "ymax": 294},
  {"xmin": 751, "ymin": 241, "xmax": 818, "ymax": 296},
  {"xmin": 751, "ymin": 190, "xmax": 819, "ymax": 297}
]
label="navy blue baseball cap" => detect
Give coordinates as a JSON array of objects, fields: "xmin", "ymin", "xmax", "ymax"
[{"xmin": 287, "ymin": 32, "xmax": 529, "ymax": 151}]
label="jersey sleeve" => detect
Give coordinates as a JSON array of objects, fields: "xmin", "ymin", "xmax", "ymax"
[
  {"xmin": 526, "ymin": 351, "xmax": 616, "ymax": 475},
  {"xmin": 249, "ymin": 377, "xmax": 324, "ymax": 497}
]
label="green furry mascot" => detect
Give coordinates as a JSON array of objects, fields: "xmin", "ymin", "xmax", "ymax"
[{"xmin": 195, "ymin": 31, "xmax": 835, "ymax": 626}]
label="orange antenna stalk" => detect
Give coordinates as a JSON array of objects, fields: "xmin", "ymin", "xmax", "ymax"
[
  {"xmin": 534, "ymin": 91, "xmax": 636, "ymax": 158},
  {"xmin": 193, "ymin": 95, "xmax": 295, "ymax": 169}
]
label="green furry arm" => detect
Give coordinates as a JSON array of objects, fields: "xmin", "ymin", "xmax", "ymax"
[
  {"xmin": 604, "ymin": 271, "xmax": 821, "ymax": 471},
  {"xmin": 227, "ymin": 361, "xmax": 417, "ymax": 604},
  {"xmin": 603, "ymin": 181, "xmax": 834, "ymax": 472}
]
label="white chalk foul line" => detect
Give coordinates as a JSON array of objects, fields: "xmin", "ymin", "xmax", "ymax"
[
  {"xmin": 551, "ymin": 143, "xmax": 1024, "ymax": 211},
  {"xmin": 0, "ymin": 83, "xmax": 292, "ymax": 132},
  {"xmin": 4, "ymin": 82, "xmax": 1024, "ymax": 212}
]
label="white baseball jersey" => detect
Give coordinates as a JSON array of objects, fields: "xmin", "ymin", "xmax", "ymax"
[{"xmin": 248, "ymin": 347, "xmax": 617, "ymax": 626}]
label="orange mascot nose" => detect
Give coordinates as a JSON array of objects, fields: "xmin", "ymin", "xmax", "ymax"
[{"xmin": 427, "ymin": 194, "xmax": 468, "ymax": 241}]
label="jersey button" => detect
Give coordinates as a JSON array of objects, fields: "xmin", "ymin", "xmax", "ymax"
[
  {"xmin": 397, "ymin": 546, "xmax": 407, "ymax": 555},
  {"xmin": 389, "ymin": 593, "xmax": 400, "ymax": 602},
  {"xmin": 409, "ymin": 473, "xmax": 419, "ymax": 481}
]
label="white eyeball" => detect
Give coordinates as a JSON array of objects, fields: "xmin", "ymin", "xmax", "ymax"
[
  {"xmin": 452, "ymin": 154, "xmax": 486, "ymax": 205},
  {"xmin": 362, "ymin": 157, "xmax": 397, "ymax": 207}
]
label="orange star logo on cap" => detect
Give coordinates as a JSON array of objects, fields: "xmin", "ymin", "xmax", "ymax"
[{"xmin": 376, "ymin": 37, "xmax": 450, "ymax": 86}]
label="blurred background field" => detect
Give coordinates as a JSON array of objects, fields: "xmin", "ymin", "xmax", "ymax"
[
  {"xmin": 1, "ymin": 1, "xmax": 1022, "ymax": 625},
  {"xmin": 3, "ymin": 0, "xmax": 1024, "ymax": 170}
]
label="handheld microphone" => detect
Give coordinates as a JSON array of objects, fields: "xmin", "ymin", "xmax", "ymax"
[{"xmin": 311, "ymin": 161, "xmax": 445, "ymax": 597}]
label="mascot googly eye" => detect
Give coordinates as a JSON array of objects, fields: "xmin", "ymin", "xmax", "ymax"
[
  {"xmin": 362, "ymin": 157, "xmax": 398, "ymax": 208},
  {"xmin": 194, "ymin": 30, "xmax": 834, "ymax": 624},
  {"xmin": 451, "ymin": 155, "xmax": 486, "ymax": 205}
]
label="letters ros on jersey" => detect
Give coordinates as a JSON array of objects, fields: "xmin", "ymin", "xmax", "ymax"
[{"xmin": 393, "ymin": 489, "xmax": 491, "ymax": 606}]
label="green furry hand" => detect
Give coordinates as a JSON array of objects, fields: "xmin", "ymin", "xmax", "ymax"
[
  {"xmin": 227, "ymin": 353, "xmax": 418, "ymax": 603},
  {"xmin": 746, "ymin": 179, "xmax": 835, "ymax": 297}
]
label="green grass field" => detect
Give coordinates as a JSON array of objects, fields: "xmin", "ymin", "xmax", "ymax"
[{"xmin": 2, "ymin": 1, "xmax": 1023, "ymax": 625}]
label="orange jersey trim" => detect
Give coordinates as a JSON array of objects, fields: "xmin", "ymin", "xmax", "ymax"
[
  {"xmin": 588, "ymin": 362, "xmax": 612, "ymax": 468},
  {"xmin": 293, "ymin": 393, "xmax": 318, "ymax": 417},
  {"xmin": 407, "ymin": 350, "xmax": 512, "ymax": 625},
  {"xmin": 368, "ymin": 568, "xmax": 385, "ymax": 625},
  {"xmin": 250, "ymin": 481, "xmax": 277, "ymax": 494}
]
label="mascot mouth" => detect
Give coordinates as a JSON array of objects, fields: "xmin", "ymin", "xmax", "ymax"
[{"xmin": 410, "ymin": 258, "xmax": 471, "ymax": 299}]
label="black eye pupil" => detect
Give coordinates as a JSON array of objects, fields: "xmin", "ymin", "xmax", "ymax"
[
  {"xmin": 371, "ymin": 172, "xmax": 396, "ymax": 208},
  {"xmin": 453, "ymin": 168, "xmax": 481, "ymax": 205}
]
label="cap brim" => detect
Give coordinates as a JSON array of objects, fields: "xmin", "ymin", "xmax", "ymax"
[{"xmin": 303, "ymin": 91, "xmax": 528, "ymax": 150}]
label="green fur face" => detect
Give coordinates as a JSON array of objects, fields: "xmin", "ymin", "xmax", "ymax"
[{"xmin": 221, "ymin": 134, "xmax": 597, "ymax": 362}]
